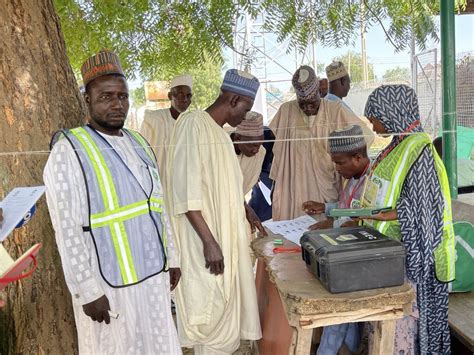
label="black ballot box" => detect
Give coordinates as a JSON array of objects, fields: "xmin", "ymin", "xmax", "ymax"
[{"xmin": 301, "ymin": 226, "xmax": 406, "ymax": 293}]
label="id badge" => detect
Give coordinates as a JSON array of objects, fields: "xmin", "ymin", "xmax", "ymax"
[
  {"xmin": 362, "ymin": 177, "xmax": 381, "ymax": 207},
  {"xmin": 149, "ymin": 166, "xmax": 163, "ymax": 199}
]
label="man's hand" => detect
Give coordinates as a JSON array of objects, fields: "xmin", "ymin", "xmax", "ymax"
[
  {"xmin": 340, "ymin": 220, "xmax": 359, "ymax": 228},
  {"xmin": 203, "ymin": 240, "xmax": 224, "ymax": 275},
  {"xmin": 169, "ymin": 267, "xmax": 181, "ymax": 291},
  {"xmin": 82, "ymin": 295, "xmax": 111, "ymax": 324},
  {"xmin": 309, "ymin": 219, "xmax": 333, "ymax": 230},
  {"xmin": 245, "ymin": 203, "xmax": 267, "ymax": 237},
  {"xmin": 302, "ymin": 201, "xmax": 325, "ymax": 215},
  {"xmin": 0, "ymin": 207, "xmax": 3, "ymax": 227}
]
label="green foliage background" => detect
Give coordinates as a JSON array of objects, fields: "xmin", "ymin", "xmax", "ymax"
[
  {"xmin": 55, "ymin": 0, "xmax": 468, "ymax": 84},
  {"xmin": 333, "ymin": 51, "xmax": 376, "ymax": 82},
  {"xmin": 383, "ymin": 66, "xmax": 411, "ymax": 81}
]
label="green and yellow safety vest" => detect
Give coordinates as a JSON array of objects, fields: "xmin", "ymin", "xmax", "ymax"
[
  {"xmin": 55, "ymin": 126, "xmax": 168, "ymax": 287},
  {"xmin": 361, "ymin": 133, "xmax": 455, "ymax": 282}
]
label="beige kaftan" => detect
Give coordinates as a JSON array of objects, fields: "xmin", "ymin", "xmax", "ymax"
[
  {"xmin": 140, "ymin": 108, "xmax": 175, "ymax": 172},
  {"xmin": 167, "ymin": 111, "xmax": 261, "ymax": 354},
  {"xmin": 269, "ymin": 99, "xmax": 374, "ymax": 221},
  {"xmin": 237, "ymin": 147, "xmax": 266, "ymax": 195}
]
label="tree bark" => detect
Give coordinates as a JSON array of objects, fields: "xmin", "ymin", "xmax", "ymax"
[{"xmin": 0, "ymin": 0, "xmax": 85, "ymax": 353}]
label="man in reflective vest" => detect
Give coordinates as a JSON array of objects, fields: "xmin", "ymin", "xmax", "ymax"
[{"xmin": 44, "ymin": 50, "xmax": 182, "ymax": 354}]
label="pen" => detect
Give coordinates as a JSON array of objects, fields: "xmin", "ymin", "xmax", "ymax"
[{"xmin": 108, "ymin": 310, "xmax": 119, "ymax": 319}]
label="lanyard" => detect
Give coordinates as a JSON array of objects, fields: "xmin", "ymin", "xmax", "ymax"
[{"xmin": 342, "ymin": 161, "xmax": 370, "ymax": 208}]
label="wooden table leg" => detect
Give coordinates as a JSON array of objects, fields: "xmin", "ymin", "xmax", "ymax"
[
  {"xmin": 289, "ymin": 327, "xmax": 313, "ymax": 355},
  {"xmin": 371, "ymin": 320, "xmax": 396, "ymax": 355}
]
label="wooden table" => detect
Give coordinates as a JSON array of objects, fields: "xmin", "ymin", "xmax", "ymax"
[
  {"xmin": 449, "ymin": 292, "xmax": 474, "ymax": 352},
  {"xmin": 252, "ymin": 233, "xmax": 415, "ymax": 355}
]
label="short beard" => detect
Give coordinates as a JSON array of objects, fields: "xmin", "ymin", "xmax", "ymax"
[{"xmin": 90, "ymin": 114, "xmax": 125, "ymax": 131}]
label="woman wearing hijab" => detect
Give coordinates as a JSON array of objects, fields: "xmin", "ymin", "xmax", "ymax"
[{"xmin": 361, "ymin": 85, "xmax": 455, "ymax": 354}]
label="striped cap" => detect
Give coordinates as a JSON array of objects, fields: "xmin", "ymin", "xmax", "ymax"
[
  {"xmin": 235, "ymin": 111, "xmax": 264, "ymax": 137},
  {"xmin": 326, "ymin": 61, "xmax": 348, "ymax": 82},
  {"xmin": 221, "ymin": 69, "xmax": 260, "ymax": 99},
  {"xmin": 292, "ymin": 66, "xmax": 319, "ymax": 99},
  {"xmin": 329, "ymin": 125, "xmax": 366, "ymax": 154},
  {"xmin": 81, "ymin": 50, "xmax": 125, "ymax": 87}
]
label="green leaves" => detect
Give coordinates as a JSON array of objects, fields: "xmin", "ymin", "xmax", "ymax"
[
  {"xmin": 54, "ymin": 0, "xmax": 235, "ymax": 81},
  {"xmin": 55, "ymin": 0, "xmax": 455, "ymax": 82}
]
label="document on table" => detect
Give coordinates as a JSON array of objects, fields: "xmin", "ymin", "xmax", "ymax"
[
  {"xmin": 0, "ymin": 186, "xmax": 45, "ymax": 242},
  {"xmin": 263, "ymin": 214, "xmax": 316, "ymax": 246}
]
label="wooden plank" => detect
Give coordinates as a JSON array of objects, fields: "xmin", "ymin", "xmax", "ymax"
[
  {"xmin": 371, "ymin": 320, "xmax": 396, "ymax": 355},
  {"xmin": 300, "ymin": 309, "xmax": 405, "ymax": 329},
  {"xmin": 449, "ymin": 292, "xmax": 474, "ymax": 352},
  {"xmin": 289, "ymin": 328, "xmax": 313, "ymax": 355}
]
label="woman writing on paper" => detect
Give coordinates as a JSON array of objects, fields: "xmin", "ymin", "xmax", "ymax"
[{"xmin": 358, "ymin": 85, "xmax": 455, "ymax": 354}]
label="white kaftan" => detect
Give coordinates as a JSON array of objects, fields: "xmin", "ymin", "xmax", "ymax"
[
  {"xmin": 269, "ymin": 99, "xmax": 374, "ymax": 221},
  {"xmin": 237, "ymin": 147, "xmax": 266, "ymax": 196},
  {"xmin": 139, "ymin": 108, "xmax": 176, "ymax": 172},
  {"xmin": 44, "ymin": 131, "xmax": 181, "ymax": 355},
  {"xmin": 167, "ymin": 111, "xmax": 261, "ymax": 354}
]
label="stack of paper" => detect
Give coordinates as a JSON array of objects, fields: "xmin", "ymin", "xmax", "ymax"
[
  {"xmin": 263, "ymin": 215, "xmax": 316, "ymax": 246},
  {"xmin": 0, "ymin": 186, "xmax": 45, "ymax": 290},
  {"xmin": 0, "ymin": 186, "xmax": 45, "ymax": 242}
]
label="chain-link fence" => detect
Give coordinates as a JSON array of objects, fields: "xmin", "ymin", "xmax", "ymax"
[{"xmin": 414, "ymin": 49, "xmax": 474, "ymax": 135}]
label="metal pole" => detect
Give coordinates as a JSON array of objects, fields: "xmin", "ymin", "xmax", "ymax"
[
  {"xmin": 361, "ymin": 0, "xmax": 368, "ymax": 88},
  {"xmin": 440, "ymin": 0, "xmax": 458, "ymax": 198},
  {"xmin": 410, "ymin": 28, "xmax": 416, "ymax": 89}
]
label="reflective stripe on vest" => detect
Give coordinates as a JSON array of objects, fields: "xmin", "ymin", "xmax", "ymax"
[
  {"xmin": 70, "ymin": 127, "xmax": 168, "ymax": 284},
  {"xmin": 362, "ymin": 133, "xmax": 455, "ymax": 282},
  {"xmin": 123, "ymin": 129, "xmax": 169, "ymax": 265},
  {"xmin": 127, "ymin": 129, "xmax": 156, "ymax": 163}
]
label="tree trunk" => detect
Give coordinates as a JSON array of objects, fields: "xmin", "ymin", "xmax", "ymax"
[{"xmin": 0, "ymin": 0, "xmax": 85, "ymax": 353}]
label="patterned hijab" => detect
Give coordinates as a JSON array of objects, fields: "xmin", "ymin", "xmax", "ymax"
[{"xmin": 364, "ymin": 85, "xmax": 423, "ymax": 135}]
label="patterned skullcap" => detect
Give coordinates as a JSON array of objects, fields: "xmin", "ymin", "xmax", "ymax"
[
  {"xmin": 329, "ymin": 125, "xmax": 366, "ymax": 154},
  {"xmin": 170, "ymin": 74, "xmax": 192, "ymax": 89},
  {"xmin": 81, "ymin": 50, "xmax": 125, "ymax": 87},
  {"xmin": 292, "ymin": 66, "xmax": 319, "ymax": 99},
  {"xmin": 326, "ymin": 61, "xmax": 349, "ymax": 82},
  {"xmin": 235, "ymin": 111, "xmax": 264, "ymax": 137},
  {"xmin": 221, "ymin": 69, "xmax": 260, "ymax": 99}
]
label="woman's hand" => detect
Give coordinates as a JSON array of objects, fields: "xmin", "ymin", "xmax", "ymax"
[
  {"xmin": 364, "ymin": 210, "xmax": 397, "ymax": 221},
  {"xmin": 302, "ymin": 201, "xmax": 325, "ymax": 215}
]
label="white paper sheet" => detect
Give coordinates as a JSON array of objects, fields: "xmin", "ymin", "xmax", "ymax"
[
  {"xmin": 0, "ymin": 186, "xmax": 45, "ymax": 242},
  {"xmin": 257, "ymin": 180, "xmax": 272, "ymax": 205},
  {"xmin": 263, "ymin": 214, "xmax": 316, "ymax": 246}
]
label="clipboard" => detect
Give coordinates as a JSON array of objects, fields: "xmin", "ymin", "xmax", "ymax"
[
  {"xmin": 0, "ymin": 243, "xmax": 42, "ymax": 291},
  {"xmin": 329, "ymin": 207, "xmax": 393, "ymax": 218}
]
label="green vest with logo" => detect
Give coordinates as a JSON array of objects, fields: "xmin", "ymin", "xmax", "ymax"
[{"xmin": 361, "ymin": 133, "xmax": 455, "ymax": 282}]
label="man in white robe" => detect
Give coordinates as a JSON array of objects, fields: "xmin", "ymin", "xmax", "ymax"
[
  {"xmin": 269, "ymin": 65, "xmax": 374, "ymax": 221},
  {"xmin": 44, "ymin": 51, "xmax": 181, "ymax": 354},
  {"xmin": 140, "ymin": 74, "xmax": 193, "ymax": 171},
  {"xmin": 167, "ymin": 69, "xmax": 262, "ymax": 354},
  {"xmin": 232, "ymin": 111, "xmax": 268, "ymax": 242}
]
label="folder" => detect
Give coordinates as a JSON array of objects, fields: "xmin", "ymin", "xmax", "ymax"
[{"xmin": 0, "ymin": 243, "xmax": 42, "ymax": 291}]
